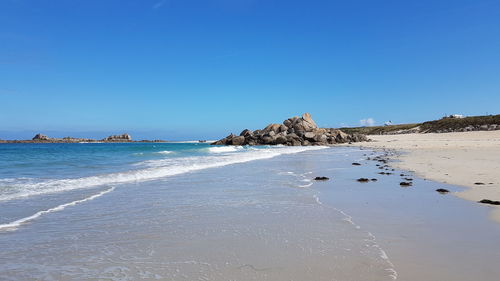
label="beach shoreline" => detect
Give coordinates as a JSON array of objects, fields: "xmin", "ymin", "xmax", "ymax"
[
  {"xmin": 2, "ymin": 144, "xmax": 500, "ymax": 280},
  {"xmin": 348, "ymin": 131, "xmax": 500, "ymax": 222}
]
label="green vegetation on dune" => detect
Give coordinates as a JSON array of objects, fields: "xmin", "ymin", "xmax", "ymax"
[
  {"xmin": 420, "ymin": 114, "xmax": 500, "ymax": 132},
  {"xmin": 340, "ymin": 124, "xmax": 420, "ymax": 135},
  {"xmin": 339, "ymin": 114, "xmax": 500, "ymax": 135}
]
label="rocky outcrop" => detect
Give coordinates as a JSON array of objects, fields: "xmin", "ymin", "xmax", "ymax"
[
  {"xmin": 212, "ymin": 113, "xmax": 368, "ymax": 146},
  {"xmin": 3, "ymin": 133, "xmax": 164, "ymax": 143},
  {"xmin": 32, "ymin": 134, "xmax": 50, "ymax": 141},
  {"xmin": 102, "ymin": 134, "xmax": 132, "ymax": 142},
  {"xmin": 30, "ymin": 134, "xmax": 95, "ymax": 143}
]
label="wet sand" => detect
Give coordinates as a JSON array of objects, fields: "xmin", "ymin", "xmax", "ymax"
[{"xmin": 350, "ymin": 131, "xmax": 500, "ymax": 222}]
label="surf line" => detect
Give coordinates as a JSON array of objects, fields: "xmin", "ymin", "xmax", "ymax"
[
  {"xmin": 334, "ymin": 207, "xmax": 398, "ymax": 280},
  {"xmin": 0, "ymin": 187, "xmax": 115, "ymax": 232}
]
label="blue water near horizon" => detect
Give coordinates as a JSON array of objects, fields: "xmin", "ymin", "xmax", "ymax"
[{"xmin": 0, "ymin": 142, "xmax": 219, "ymax": 179}]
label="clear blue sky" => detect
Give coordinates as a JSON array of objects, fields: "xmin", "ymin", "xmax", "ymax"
[{"xmin": 1, "ymin": 0, "xmax": 499, "ymax": 140}]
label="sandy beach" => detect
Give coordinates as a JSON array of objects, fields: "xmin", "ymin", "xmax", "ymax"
[{"xmin": 352, "ymin": 131, "xmax": 500, "ymax": 222}]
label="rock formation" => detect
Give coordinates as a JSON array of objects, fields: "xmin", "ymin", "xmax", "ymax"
[
  {"xmin": 2, "ymin": 133, "xmax": 165, "ymax": 143},
  {"xmin": 212, "ymin": 113, "xmax": 368, "ymax": 146},
  {"xmin": 32, "ymin": 134, "xmax": 50, "ymax": 141},
  {"xmin": 102, "ymin": 134, "xmax": 132, "ymax": 142}
]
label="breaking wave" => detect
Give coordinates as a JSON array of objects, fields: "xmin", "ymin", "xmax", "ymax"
[
  {"xmin": 0, "ymin": 146, "xmax": 327, "ymax": 202},
  {"xmin": 0, "ymin": 187, "xmax": 115, "ymax": 232}
]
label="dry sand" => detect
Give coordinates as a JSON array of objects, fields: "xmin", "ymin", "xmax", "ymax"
[{"xmin": 351, "ymin": 130, "xmax": 500, "ymax": 223}]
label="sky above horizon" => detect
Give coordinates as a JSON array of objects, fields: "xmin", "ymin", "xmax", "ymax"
[{"xmin": 1, "ymin": 0, "xmax": 499, "ymax": 140}]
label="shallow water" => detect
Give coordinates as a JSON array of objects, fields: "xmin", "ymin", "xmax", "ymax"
[{"xmin": 0, "ymin": 145, "xmax": 499, "ymax": 280}]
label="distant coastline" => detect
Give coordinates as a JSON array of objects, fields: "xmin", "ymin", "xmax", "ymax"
[{"xmin": 0, "ymin": 133, "xmax": 168, "ymax": 144}]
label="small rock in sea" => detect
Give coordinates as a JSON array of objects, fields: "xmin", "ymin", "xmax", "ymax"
[
  {"xmin": 376, "ymin": 164, "xmax": 380, "ymax": 166},
  {"xmin": 352, "ymin": 162, "xmax": 361, "ymax": 166},
  {"xmin": 478, "ymin": 199, "xmax": 500, "ymax": 205},
  {"xmin": 474, "ymin": 182, "xmax": 485, "ymax": 185},
  {"xmin": 404, "ymin": 178, "xmax": 413, "ymax": 181},
  {"xmin": 371, "ymin": 178, "xmax": 378, "ymax": 181},
  {"xmin": 400, "ymin": 174, "xmax": 405, "ymax": 176},
  {"xmin": 400, "ymin": 182, "xmax": 412, "ymax": 187},
  {"xmin": 357, "ymin": 178, "xmax": 370, "ymax": 182},
  {"xmin": 314, "ymin": 176, "xmax": 329, "ymax": 181},
  {"xmin": 436, "ymin": 188, "xmax": 450, "ymax": 194}
]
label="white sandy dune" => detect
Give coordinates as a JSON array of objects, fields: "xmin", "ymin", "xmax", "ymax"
[{"xmin": 352, "ymin": 131, "xmax": 500, "ymax": 223}]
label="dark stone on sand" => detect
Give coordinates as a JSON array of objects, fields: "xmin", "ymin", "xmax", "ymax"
[
  {"xmin": 436, "ymin": 188, "xmax": 450, "ymax": 194},
  {"xmin": 474, "ymin": 182, "xmax": 485, "ymax": 185},
  {"xmin": 478, "ymin": 199, "xmax": 500, "ymax": 205},
  {"xmin": 314, "ymin": 176, "xmax": 329, "ymax": 181},
  {"xmin": 400, "ymin": 182, "xmax": 412, "ymax": 186},
  {"xmin": 352, "ymin": 163, "xmax": 361, "ymax": 166},
  {"xmin": 357, "ymin": 178, "xmax": 370, "ymax": 182}
]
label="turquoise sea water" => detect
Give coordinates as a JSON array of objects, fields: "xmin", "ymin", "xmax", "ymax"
[{"xmin": 0, "ymin": 143, "xmax": 324, "ymax": 203}]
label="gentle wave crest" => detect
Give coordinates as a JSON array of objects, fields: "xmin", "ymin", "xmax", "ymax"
[
  {"xmin": 207, "ymin": 146, "xmax": 243, "ymax": 153},
  {"xmin": 0, "ymin": 187, "xmax": 115, "ymax": 232},
  {"xmin": 156, "ymin": 150, "xmax": 173, "ymax": 155},
  {"xmin": 0, "ymin": 146, "xmax": 327, "ymax": 202}
]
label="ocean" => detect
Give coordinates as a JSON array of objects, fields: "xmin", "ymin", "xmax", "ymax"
[{"xmin": 1, "ymin": 143, "xmax": 499, "ymax": 280}]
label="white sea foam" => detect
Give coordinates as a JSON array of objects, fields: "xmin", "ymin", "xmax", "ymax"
[
  {"xmin": 0, "ymin": 187, "xmax": 115, "ymax": 232},
  {"xmin": 334, "ymin": 207, "xmax": 398, "ymax": 280},
  {"xmin": 156, "ymin": 150, "xmax": 173, "ymax": 155},
  {"xmin": 207, "ymin": 146, "xmax": 243, "ymax": 153},
  {"xmin": 0, "ymin": 146, "xmax": 327, "ymax": 202},
  {"xmin": 279, "ymin": 170, "xmax": 315, "ymax": 188},
  {"xmin": 313, "ymin": 194, "xmax": 323, "ymax": 205}
]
